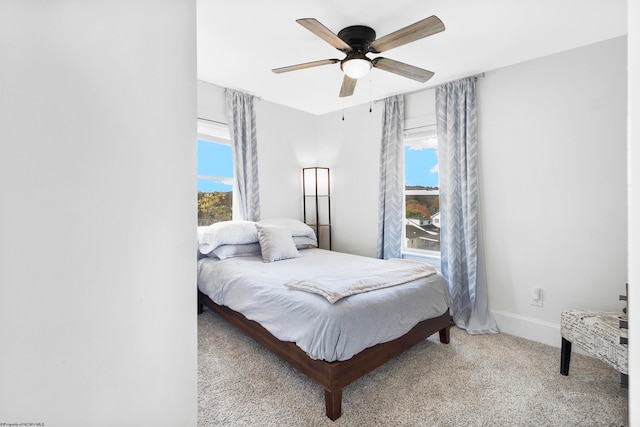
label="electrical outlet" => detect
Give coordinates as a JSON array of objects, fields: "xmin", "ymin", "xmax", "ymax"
[{"xmin": 531, "ymin": 288, "xmax": 543, "ymax": 307}]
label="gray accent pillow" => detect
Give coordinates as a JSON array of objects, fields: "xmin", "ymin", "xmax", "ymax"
[
  {"xmin": 255, "ymin": 223, "xmax": 300, "ymax": 263},
  {"xmin": 258, "ymin": 218, "xmax": 317, "ymax": 244}
]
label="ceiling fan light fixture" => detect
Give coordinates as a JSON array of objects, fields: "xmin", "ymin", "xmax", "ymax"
[
  {"xmin": 274, "ymin": 17, "xmax": 445, "ymax": 96},
  {"xmin": 341, "ymin": 58, "xmax": 372, "ymax": 79}
]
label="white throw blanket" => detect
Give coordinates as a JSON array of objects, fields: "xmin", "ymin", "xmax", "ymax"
[{"xmin": 285, "ymin": 259, "xmax": 437, "ymax": 303}]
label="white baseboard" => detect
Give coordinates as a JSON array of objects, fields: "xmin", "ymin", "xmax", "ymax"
[
  {"xmin": 491, "ymin": 310, "xmax": 592, "ymax": 356},
  {"xmin": 491, "ymin": 310, "xmax": 561, "ymax": 348}
]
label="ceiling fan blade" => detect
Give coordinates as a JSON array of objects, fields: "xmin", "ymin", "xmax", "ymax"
[
  {"xmin": 272, "ymin": 58, "xmax": 340, "ymax": 74},
  {"xmin": 339, "ymin": 75, "xmax": 357, "ymax": 97},
  {"xmin": 372, "ymin": 57, "xmax": 434, "ymax": 82},
  {"xmin": 296, "ymin": 18, "xmax": 353, "ymax": 52},
  {"xmin": 369, "ymin": 16, "xmax": 445, "ymax": 53}
]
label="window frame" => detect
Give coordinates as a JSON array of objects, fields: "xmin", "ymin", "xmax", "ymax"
[
  {"xmin": 402, "ymin": 123, "xmax": 441, "ymax": 264},
  {"xmin": 197, "ymin": 118, "xmax": 235, "ymax": 224}
]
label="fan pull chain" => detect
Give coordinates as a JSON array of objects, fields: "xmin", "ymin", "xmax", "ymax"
[{"xmin": 369, "ymin": 79, "xmax": 373, "ymax": 113}]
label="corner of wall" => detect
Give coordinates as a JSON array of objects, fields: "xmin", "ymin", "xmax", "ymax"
[
  {"xmin": 492, "ymin": 310, "xmax": 560, "ymax": 347},
  {"xmin": 491, "ymin": 310, "xmax": 589, "ymax": 357}
]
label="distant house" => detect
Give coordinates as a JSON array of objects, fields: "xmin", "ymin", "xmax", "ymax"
[
  {"xmin": 410, "ymin": 217, "xmax": 432, "ymax": 226},
  {"xmin": 405, "ymin": 218, "xmax": 440, "ymax": 251},
  {"xmin": 431, "ymin": 212, "xmax": 441, "ymax": 228}
]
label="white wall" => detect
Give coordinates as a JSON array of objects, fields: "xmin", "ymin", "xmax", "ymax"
[
  {"xmin": 197, "ymin": 84, "xmax": 437, "ymax": 259},
  {"xmin": 477, "ymin": 36, "xmax": 628, "ymax": 345},
  {"xmin": 308, "ymin": 90, "xmax": 436, "ymax": 258},
  {"xmin": 197, "ymin": 37, "xmax": 628, "ymax": 348},
  {"xmin": 0, "ymin": 2, "xmax": 197, "ymax": 426},
  {"xmin": 197, "ymin": 80, "xmax": 317, "ymax": 221},
  {"xmin": 197, "ymin": 80, "xmax": 384, "ymax": 257},
  {"xmin": 308, "ymin": 37, "xmax": 628, "ymax": 346},
  {"xmin": 627, "ymin": 0, "xmax": 639, "ymax": 422},
  {"xmin": 256, "ymin": 100, "xmax": 318, "ymax": 220},
  {"xmin": 314, "ymin": 106, "xmax": 383, "ymax": 257}
]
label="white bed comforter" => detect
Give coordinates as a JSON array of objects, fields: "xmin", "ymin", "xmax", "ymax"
[
  {"xmin": 197, "ymin": 249, "xmax": 450, "ymax": 362},
  {"xmin": 285, "ymin": 258, "xmax": 437, "ymax": 303}
]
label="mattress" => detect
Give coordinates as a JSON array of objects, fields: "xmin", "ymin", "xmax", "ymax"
[{"xmin": 198, "ymin": 248, "xmax": 450, "ymax": 361}]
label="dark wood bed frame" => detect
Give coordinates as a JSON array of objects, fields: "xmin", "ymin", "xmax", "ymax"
[{"xmin": 198, "ymin": 290, "xmax": 450, "ymax": 421}]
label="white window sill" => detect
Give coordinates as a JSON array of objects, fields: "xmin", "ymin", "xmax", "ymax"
[{"xmin": 402, "ymin": 250, "xmax": 441, "ymax": 273}]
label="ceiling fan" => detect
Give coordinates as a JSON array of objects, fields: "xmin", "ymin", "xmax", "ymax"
[{"xmin": 272, "ymin": 16, "xmax": 445, "ymax": 97}]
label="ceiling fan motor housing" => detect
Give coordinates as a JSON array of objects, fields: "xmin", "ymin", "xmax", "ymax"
[
  {"xmin": 337, "ymin": 25, "xmax": 376, "ymax": 51},
  {"xmin": 338, "ymin": 25, "xmax": 376, "ymax": 74}
]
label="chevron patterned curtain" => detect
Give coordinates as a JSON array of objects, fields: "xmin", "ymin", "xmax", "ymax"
[
  {"xmin": 436, "ymin": 77, "xmax": 498, "ymax": 334},
  {"xmin": 225, "ymin": 89, "xmax": 260, "ymax": 221},
  {"xmin": 376, "ymin": 95, "xmax": 405, "ymax": 259}
]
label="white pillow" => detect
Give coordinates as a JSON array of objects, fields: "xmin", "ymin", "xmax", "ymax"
[
  {"xmin": 210, "ymin": 243, "xmax": 262, "ymax": 260},
  {"xmin": 258, "ymin": 218, "xmax": 317, "ymax": 243},
  {"xmin": 292, "ymin": 236, "xmax": 318, "ymax": 249},
  {"xmin": 198, "ymin": 221, "xmax": 259, "ymax": 255},
  {"xmin": 255, "ymin": 223, "xmax": 300, "ymax": 263}
]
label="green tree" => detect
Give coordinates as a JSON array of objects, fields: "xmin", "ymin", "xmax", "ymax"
[
  {"xmin": 198, "ymin": 191, "xmax": 232, "ymax": 225},
  {"xmin": 406, "ymin": 200, "xmax": 431, "ymax": 218}
]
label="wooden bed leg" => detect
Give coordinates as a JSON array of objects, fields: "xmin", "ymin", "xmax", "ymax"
[
  {"xmin": 439, "ymin": 326, "xmax": 450, "ymax": 344},
  {"xmin": 560, "ymin": 337, "xmax": 571, "ymax": 375},
  {"xmin": 324, "ymin": 388, "xmax": 342, "ymax": 421}
]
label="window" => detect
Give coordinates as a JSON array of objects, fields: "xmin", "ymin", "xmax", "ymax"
[
  {"xmin": 197, "ymin": 120, "xmax": 233, "ymax": 226},
  {"xmin": 404, "ymin": 125, "xmax": 440, "ymax": 253}
]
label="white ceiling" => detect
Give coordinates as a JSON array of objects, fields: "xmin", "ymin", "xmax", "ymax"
[{"xmin": 197, "ymin": 0, "xmax": 627, "ymax": 115}]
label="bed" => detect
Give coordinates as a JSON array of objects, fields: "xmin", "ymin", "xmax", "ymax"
[{"xmin": 197, "ymin": 219, "xmax": 451, "ymax": 420}]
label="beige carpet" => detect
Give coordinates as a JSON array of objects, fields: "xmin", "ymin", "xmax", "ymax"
[{"xmin": 198, "ymin": 308, "xmax": 628, "ymax": 426}]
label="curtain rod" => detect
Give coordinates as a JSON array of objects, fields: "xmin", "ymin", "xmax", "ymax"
[
  {"xmin": 198, "ymin": 79, "xmax": 263, "ymax": 100},
  {"xmin": 197, "ymin": 117, "xmax": 227, "ymax": 126},
  {"xmin": 224, "ymin": 86, "xmax": 263, "ymax": 101},
  {"xmin": 373, "ymin": 72, "xmax": 485, "ymax": 104}
]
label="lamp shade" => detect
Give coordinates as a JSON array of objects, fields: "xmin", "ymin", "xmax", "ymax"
[
  {"xmin": 341, "ymin": 58, "xmax": 372, "ymax": 79},
  {"xmin": 303, "ymin": 167, "xmax": 330, "ymax": 196},
  {"xmin": 302, "ymin": 167, "xmax": 331, "ymax": 250}
]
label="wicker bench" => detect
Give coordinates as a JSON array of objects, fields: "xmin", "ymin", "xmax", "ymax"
[{"xmin": 560, "ymin": 309, "xmax": 628, "ymax": 387}]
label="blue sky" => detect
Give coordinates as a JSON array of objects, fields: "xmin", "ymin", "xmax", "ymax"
[
  {"xmin": 197, "ymin": 139, "xmax": 439, "ymax": 192},
  {"xmin": 197, "ymin": 140, "xmax": 233, "ymax": 192},
  {"xmin": 405, "ymin": 146, "xmax": 439, "ymax": 187}
]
